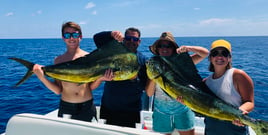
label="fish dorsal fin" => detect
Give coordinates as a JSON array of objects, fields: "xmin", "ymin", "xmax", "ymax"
[
  {"xmin": 89, "ymin": 40, "xmax": 131, "ymax": 56},
  {"xmin": 161, "ymin": 53, "xmax": 216, "ymax": 97},
  {"xmin": 163, "ymin": 53, "xmax": 201, "ymax": 83}
]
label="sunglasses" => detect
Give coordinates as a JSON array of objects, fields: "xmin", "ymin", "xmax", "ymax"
[
  {"xmin": 63, "ymin": 32, "xmax": 81, "ymax": 39},
  {"xmin": 124, "ymin": 36, "xmax": 140, "ymax": 42},
  {"xmin": 157, "ymin": 44, "xmax": 173, "ymax": 48},
  {"xmin": 211, "ymin": 50, "xmax": 230, "ymax": 57}
]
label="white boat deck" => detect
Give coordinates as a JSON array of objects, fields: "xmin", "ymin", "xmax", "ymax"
[
  {"xmin": 1, "ymin": 107, "xmax": 256, "ymax": 135},
  {"xmin": 47, "ymin": 109, "xmax": 206, "ymax": 135}
]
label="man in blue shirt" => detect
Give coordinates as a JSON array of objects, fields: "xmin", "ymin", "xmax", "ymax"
[{"xmin": 93, "ymin": 27, "xmax": 148, "ymax": 128}]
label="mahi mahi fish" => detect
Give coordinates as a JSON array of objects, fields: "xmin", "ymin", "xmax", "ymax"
[
  {"xmin": 9, "ymin": 40, "xmax": 139, "ymax": 86},
  {"xmin": 146, "ymin": 53, "xmax": 268, "ymax": 135}
]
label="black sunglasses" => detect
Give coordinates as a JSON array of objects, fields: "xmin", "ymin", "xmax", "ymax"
[
  {"xmin": 124, "ymin": 36, "xmax": 140, "ymax": 42},
  {"xmin": 63, "ymin": 32, "xmax": 81, "ymax": 39},
  {"xmin": 157, "ymin": 44, "xmax": 173, "ymax": 48},
  {"xmin": 211, "ymin": 50, "xmax": 230, "ymax": 57}
]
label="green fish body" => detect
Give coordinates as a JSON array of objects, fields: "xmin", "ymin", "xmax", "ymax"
[
  {"xmin": 10, "ymin": 40, "xmax": 139, "ymax": 86},
  {"xmin": 146, "ymin": 53, "xmax": 268, "ymax": 135}
]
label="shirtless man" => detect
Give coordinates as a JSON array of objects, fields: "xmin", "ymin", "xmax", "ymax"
[{"xmin": 33, "ymin": 21, "xmax": 112, "ymax": 122}]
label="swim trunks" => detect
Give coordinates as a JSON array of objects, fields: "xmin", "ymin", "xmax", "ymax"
[
  {"xmin": 153, "ymin": 108, "xmax": 195, "ymax": 133},
  {"xmin": 58, "ymin": 99, "xmax": 96, "ymax": 122}
]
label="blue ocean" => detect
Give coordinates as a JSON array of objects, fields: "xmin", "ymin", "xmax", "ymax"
[{"xmin": 0, "ymin": 37, "xmax": 268, "ymax": 133}]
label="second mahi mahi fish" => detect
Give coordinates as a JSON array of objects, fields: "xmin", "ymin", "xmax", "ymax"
[{"xmin": 146, "ymin": 53, "xmax": 268, "ymax": 135}]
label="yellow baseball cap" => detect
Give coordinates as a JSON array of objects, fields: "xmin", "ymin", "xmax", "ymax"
[{"xmin": 211, "ymin": 39, "xmax": 231, "ymax": 53}]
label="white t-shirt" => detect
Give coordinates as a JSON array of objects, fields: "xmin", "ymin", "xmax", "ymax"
[{"xmin": 205, "ymin": 68, "xmax": 242, "ymax": 107}]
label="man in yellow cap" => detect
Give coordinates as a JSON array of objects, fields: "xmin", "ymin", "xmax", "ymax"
[{"xmin": 204, "ymin": 39, "xmax": 254, "ymax": 135}]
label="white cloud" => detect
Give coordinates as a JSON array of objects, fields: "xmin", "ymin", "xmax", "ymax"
[
  {"xmin": 32, "ymin": 10, "xmax": 42, "ymax": 16},
  {"xmin": 5, "ymin": 12, "xmax": 14, "ymax": 17},
  {"xmin": 199, "ymin": 18, "xmax": 234, "ymax": 25},
  {"xmin": 92, "ymin": 10, "xmax": 97, "ymax": 15},
  {"xmin": 85, "ymin": 2, "xmax": 96, "ymax": 9},
  {"xmin": 37, "ymin": 10, "xmax": 42, "ymax": 14}
]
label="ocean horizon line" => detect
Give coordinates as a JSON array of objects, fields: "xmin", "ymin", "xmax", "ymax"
[{"xmin": 0, "ymin": 35, "xmax": 268, "ymax": 40}]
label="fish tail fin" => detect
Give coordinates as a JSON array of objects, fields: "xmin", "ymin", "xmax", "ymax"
[
  {"xmin": 8, "ymin": 57, "xmax": 35, "ymax": 87},
  {"xmin": 247, "ymin": 118, "xmax": 268, "ymax": 135}
]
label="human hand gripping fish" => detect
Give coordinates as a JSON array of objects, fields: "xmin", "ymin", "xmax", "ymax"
[
  {"xmin": 98, "ymin": 68, "xmax": 114, "ymax": 81},
  {"xmin": 111, "ymin": 31, "xmax": 124, "ymax": 42},
  {"xmin": 33, "ymin": 64, "xmax": 45, "ymax": 79}
]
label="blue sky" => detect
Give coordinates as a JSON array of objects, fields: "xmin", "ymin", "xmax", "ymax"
[{"xmin": 1, "ymin": 0, "xmax": 268, "ymax": 39}]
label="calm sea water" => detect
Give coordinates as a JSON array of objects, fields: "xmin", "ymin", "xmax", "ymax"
[{"xmin": 0, "ymin": 37, "xmax": 268, "ymax": 133}]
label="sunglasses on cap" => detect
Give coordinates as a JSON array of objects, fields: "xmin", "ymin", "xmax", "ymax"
[
  {"xmin": 63, "ymin": 32, "xmax": 81, "ymax": 39},
  {"xmin": 124, "ymin": 36, "xmax": 140, "ymax": 42},
  {"xmin": 157, "ymin": 44, "xmax": 173, "ymax": 48},
  {"xmin": 211, "ymin": 50, "xmax": 230, "ymax": 57}
]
